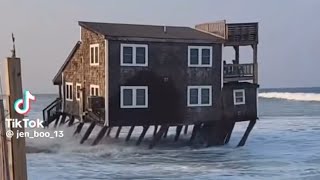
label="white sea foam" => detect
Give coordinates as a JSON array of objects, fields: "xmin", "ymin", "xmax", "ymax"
[{"xmin": 259, "ymin": 92, "xmax": 320, "ymax": 102}]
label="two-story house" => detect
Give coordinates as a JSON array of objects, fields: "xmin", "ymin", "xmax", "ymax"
[{"xmin": 43, "ymin": 20, "xmax": 259, "ymax": 148}]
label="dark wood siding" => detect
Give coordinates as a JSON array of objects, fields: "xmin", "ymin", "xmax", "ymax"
[
  {"xmin": 222, "ymin": 82, "xmax": 258, "ymax": 121},
  {"xmin": 108, "ymin": 40, "xmax": 222, "ymax": 126}
]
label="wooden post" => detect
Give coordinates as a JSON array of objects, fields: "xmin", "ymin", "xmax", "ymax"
[
  {"xmin": 234, "ymin": 46, "xmax": 239, "ymax": 64},
  {"xmin": 125, "ymin": 126, "xmax": 135, "ymax": 142},
  {"xmin": 80, "ymin": 122, "xmax": 96, "ymax": 144},
  {"xmin": 0, "ymin": 99, "xmax": 10, "ymax": 180},
  {"xmin": 174, "ymin": 126, "xmax": 183, "ymax": 142},
  {"xmin": 92, "ymin": 126, "xmax": 108, "ymax": 146},
  {"xmin": 183, "ymin": 125, "xmax": 188, "ymax": 135},
  {"xmin": 5, "ymin": 57, "xmax": 28, "ymax": 180},
  {"xmin": 115, "ymin": 126, "xmax": 122, "ymax": 138},
  {"xmin": 136, "ymin": 126, "xmax": 149, "ymax": 146},
  {"xmin": 237, "ymin": 120, "xmax": 256, "ymax": 147},
  {"xmin": 252, "ymin": 44, "xmax": 258, "ymax": 84}
]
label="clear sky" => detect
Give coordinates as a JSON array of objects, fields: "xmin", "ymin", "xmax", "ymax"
[{"xmin": 0, "ymin": 0, "xmax": 319, "ymax": 93}]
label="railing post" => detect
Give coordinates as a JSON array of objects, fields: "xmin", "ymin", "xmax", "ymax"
[{"xmin": 253, "ymin": 44, "xmax": 258, "ymax": 84}]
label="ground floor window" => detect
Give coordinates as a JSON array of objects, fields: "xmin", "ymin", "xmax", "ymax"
[
  {"xmin": 90, "ymin": 85, "xmax": 100, "ymax": 96},
  {"xmin": 187, "ymin": 86, "xmax": 212, "ymax": 107},
  {"xmin": 120, "ymin": 86, "xmax": 148, "ymax": 108},
  {"xmin": 65, "ymin": 82, "xmax": 73, "ymax": 101},
  {"xmin": 233, "ymin": 89, "xmax": 246, "ymax": 105}
]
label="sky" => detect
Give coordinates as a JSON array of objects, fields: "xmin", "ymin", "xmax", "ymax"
[{"xmin": 0, "ymin": 0, "xmax": 319, "ymax": 93}]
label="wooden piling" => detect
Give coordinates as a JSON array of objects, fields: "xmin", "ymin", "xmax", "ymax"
[
  {"xmin": 237, "ymin": 120, "xmax": 256, "ymax": 147},
  {"xmin": 5, "ymin": 57, "xmax": 28, "ymax": 180},
  {"xmin": 67, "ymin": 115, "xmax": 75, "ymax": 127},
  {"xmin": 136, "ymin": 126, "xmax": 149, "ymax": 146},
  {"xmin": 125, "ymin": 126, "xmax": 135, "ymax": 142},
  {"xmin": 224, "ymin": 122, "xmax": 235, "ymax": 144},
  {"xmin": 184, "ymin": 125, "xmax": 188, "ymax": 135},
  {"xmin": 153, "ymin": 125, "xmax": 158, "ymax": 137},
  {"xmin": 80, "ymin": 122, "xmax": 96, "ymax": 144},
  {"xmin": 106, "ymin": 127, "xmax": 112, "ymax": 136},
  {"xmin": 115, "ymin": 126, "xmax": 122, "ymax": 138},
  {"xmin": 163, "ymin": 127, "xmax": 169, "ymax": 138},
  {"xmin": 92, "ymin": 126, "xmax": 108, "ymax": 146},
  {"xmin": 149, "ymin": 125, "xmax": 168, "ymax": 149},
  {"xmin": 174, "ymin": 126, "xmax": 183, "ymax": 142},
  {"xmin": 189, "ymin": 124, "xmax": 200, "ymax": 143},
  {"xmin": 73, "ymin": 122, "xmax": 84, "ymax": 135},
  {"xmin": 59, "ymin": 113, "xmax": 67, "ymax": 126}
]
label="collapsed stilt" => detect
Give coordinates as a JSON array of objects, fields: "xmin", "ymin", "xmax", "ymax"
[
  {"xmin": 224, "ymin": 122, "xmax": 235, "ymax": 144},
  {"xmin": 80, "ymin": 122, "xmax": 96, "ymax": 144},
  {"xmin": 92, "ymin": 126, "xmax": 108, "ymax": 146},
  {"xmin": 126, "ymin": 126, "xmax": 135, "ymax": 142},
  {"xmin": 136, "ymin": 126, "xmax": 149, "ymax": 146},
  {"xmin": 237, "ymin": 120, "xmax": 256, "ymax": 147},
  {"xmin": 74, "ymin": 122, "xmax": 84, "ymax": 135},
  {"xmin": 59, "ymin": 114, "xmax": 67, "ymax": 126}
]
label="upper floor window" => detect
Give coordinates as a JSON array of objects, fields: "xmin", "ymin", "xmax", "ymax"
[
  {"xmin": 90, "ymin": 85, "xmax": 100, "ymax": 96},
  {"xmin": 65, "ymin": 82, "xmax": 73, "ymax": 101},
  {"xmin": 121, "ymin": 44, "xmax": 148, "ymax": 66},
  {"xmin": 233, "ymin": 89, "xmax": 245, "ymax": 105},
  {"xmin": 76, "ymin": 83, "xmax": 81, "ymax": 101},
  {"xmin": 120, "ymin": 86, "xmax": 148, "ymax": 108},
  {"xmin": 187, "ymin": 86, "xmax": 212, "ymax": 107},
  {"xmin": 188, "ymin": 46, "xmax": 213, "ymax": 67},
  {"xmin": 90, "ymin": 44, "xmax": 99, "ymax": 65}
]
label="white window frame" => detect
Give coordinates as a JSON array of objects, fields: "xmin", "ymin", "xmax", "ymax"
[
  {"xmin": 233, "ymin": 89, "xmax": 246, "ymax": 105},
  {"xmin": 65, "ymin": 82, "xmax": 73, "ymax": 101},
  {"xmin": 76, "ymin": 83, "xmax": 81, "ymax": 101},
  {"xmin": 90, "ymin": 84, "xmax": 100, "ymax": 96},
  {"xmin": 90, "ymin": 44, "xmax": 99, "ymax": 66},
  {"xmin": 188, "ymin": 46, "xmax": 213, "ymax": 67},
  {"xmin": 120, "ymin": 86, "xmax": 148, "ymax": 108},
  {"xmin": 120, "ymin": 44, "xmax": 148, "ymax": 67},
  {"xmin": 187, "ymin": 86, "xmax": 212, "ymax": 107}
]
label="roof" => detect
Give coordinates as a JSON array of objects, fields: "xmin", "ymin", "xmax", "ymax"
[
  {"xmin": 52, "ymin": 41, "xmax": 81, "ymax": 85},
  {"xmin": 79, "ymin": 21, "xmax": 224, "ymax": 42}
]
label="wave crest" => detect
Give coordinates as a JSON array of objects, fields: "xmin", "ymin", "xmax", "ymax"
[{"xmin": 258, "ymin": 92, "xmax": 320, "ymax": 102}]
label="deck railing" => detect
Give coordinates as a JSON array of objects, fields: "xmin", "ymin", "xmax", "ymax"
[
  {"xmin": 42, "ymin": 98, "xmax": 61, "ymax": 122},
  {"xmin": 224, "ymin": 63, "xmax": 254, "ymax": 78}
]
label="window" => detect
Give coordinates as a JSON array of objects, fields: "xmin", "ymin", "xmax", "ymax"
[
  {"xmin": 76, "ymin": 83, "xmax": 81, "ymax": 101},
  {"xmin": 187, "ymin": 86, "xmax": 212, "ymax": 107},
  {"xmin": 90, "ymin": 44, "xmax": 99, "ymax": 65},
  {"xmin": 90, "ymin": 85, "xmax": 99, "ymax": 96},
  {"xmin": 233, "ymin": 89, "xmax": 245, "ymax": 105},
  {"xmin": 121, "ymin": 44, "xmax": 148, "ymax": 66},
  {"xmin": 120, "ymin": 86, "xmax": 148, "ymax": 108},
  {"xmin": 65, "ymin": 82, "xmax": 73, "ymax": 101},
  {"xmin": 188, "ymin": 46, "xmax": 213, "ymax": 67}
]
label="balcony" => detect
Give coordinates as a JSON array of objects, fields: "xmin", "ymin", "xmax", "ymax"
[{"xmin": 223, "ymin": 63, "xmax": 254, "ymax": 82}]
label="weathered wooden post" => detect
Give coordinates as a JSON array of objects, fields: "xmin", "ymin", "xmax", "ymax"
[{"xmin": 0, "ymin": 99, "xmax": 10, "ymax": 180}]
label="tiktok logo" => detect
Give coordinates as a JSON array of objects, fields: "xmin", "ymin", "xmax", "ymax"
[{"xmin": 14, "ymin": 90, "xmax": 36, "ymax": 115}]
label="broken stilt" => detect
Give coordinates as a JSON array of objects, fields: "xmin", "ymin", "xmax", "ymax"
[
  {"xmin": 136, "ymin": 126, "xmax": 149, "ymax": 146},
  {"xmin": 224, "ymin": 122, "xmax": 235, "ymax": 144},
  {"xmin": 68, "ymin": 115, "xmax": 75, "ymax": 127},
  {"xmin": 174, "ymin": 125, "xmax": 183, "ymax": 142},
  {"xmin": 106, "ymin": 127, "xmax": 112, "ymax": 136},
  {"xmin": 92, "ymin": 126, "xmax": 108, "ymax": 146},
  {"xmin": 184, "ymin": 125, "xmax": 188, "ymax": 135},
  {"xmin": 59, "ymin": 114, "xmax": 67, "ymax": 126},
  {"xmin": 153, "ymin": 125, "xmax": 158, "ymax": 137},
  {"xmin": 80, "ymin": 122, "xmax": 96, "ymax": 144},
  {"xmin": 54, "ymin": 114, "xmax": 64, "ymax": 128},
  {"xmin": 73, "ymin": 122, "xmax": 84, "ymax": 135},
  {"xmin": 189, "ymin": 124, "xmax": 200, "ymax": 143},
  {"xmin": 125, "ymin": 126, "xmax": 135, "ymax": 142},
  {"xmin": 237, "ymin": 120, "xmax": 256, "ymax": 147},
  {"xmin": 149, "ymin": 125, "xmax": 168, "ymax": 149},
  {"xmin": 115, "ymin": 126, "xmax": 122, "ymax": 138}
]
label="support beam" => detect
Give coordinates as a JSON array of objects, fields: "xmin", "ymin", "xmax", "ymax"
[
  {"xmin": 80, "ymin": 122, "xmax": 96, "ymax": 144},
  {"xmin": 252, "ymin": 44, "xmax": 258, "ymax": 84},
  {"xmin": 184, "ymin": 125, "xmax": 188, "ymax": 135},
  {"xmin": 190, "ymin": 124, "xmax": 200, "ymax": 143},
  {"xmin": 174, "ymin": 126, "xmax": 183, "ymax": 142},
  {"xmin": 234, "ymin": 46, "xmax": 240, "ymax": 64},
  {"xmin": 237, "ymin": 120, "xmax": 256, "ymax": 147},
  {"xmin": 163, "ymin": 127, "xmax": 169, "ymax": 138},
  {"xmin": 153, "ymin": 125, "xmax": 158, "ymax": 137},
  {"xmin": 106, "ymin": 127, "xmax": 112, "ymax": 136},
  {"xmin": 73, "ymin": 122, "xmax": 84, "ymax": 135},
  {"xmin": 68, "ymin": 116, "xmax": 75, "ymax": 127},
  {"xmin": 59, "ymin": 114, "xmax": 67, "ymax": 126},
  {"xmin": 224, "ymin": 122, "xmax": 235, "ymax": 144},
  {"xmin": 92, "ymin": 126, "xmax": 108, "ymax": 146},
  {"xmin": 54, "ymin": 114, "xmax": 63, "ymax": 128},
  {"xmin": 126, "ymin": 126, "xmax": 135, "ymax": 142},
  {"xmin": 115, "ymin": 126, "xmax": 122, "ymax": 138},
  {"xmin": 136, "ymin": 126, "xmax": 149, "ymax": 146},
  {"xmin": 149, "ymin": 125, "xmax": 169, "ymax": 149}
]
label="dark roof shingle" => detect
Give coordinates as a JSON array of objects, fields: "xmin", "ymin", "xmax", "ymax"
[{"xmin": 79, "ymin": 21, "xmax": 224, "ymax": 42}]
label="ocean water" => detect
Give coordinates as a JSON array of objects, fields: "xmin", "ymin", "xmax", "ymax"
[{"xmin": 24, "ymin": 87, "xmax": 320, "ymax": 180}]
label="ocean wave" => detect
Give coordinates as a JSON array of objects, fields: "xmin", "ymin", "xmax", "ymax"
[{"xmin": 258, "ymin": 92, "xmax": 320, "ymax": 102}]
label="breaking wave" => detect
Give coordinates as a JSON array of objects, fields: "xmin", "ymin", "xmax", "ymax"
[{"xmin": 258, "ymin": 92, "xmax": 320, "ymax": 102}]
